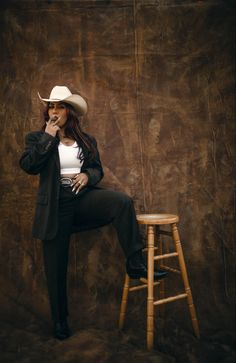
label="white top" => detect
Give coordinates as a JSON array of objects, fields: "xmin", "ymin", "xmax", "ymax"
[{"xmin": 58, "ymin": 141, "xmax": 84, "ymax": 175}]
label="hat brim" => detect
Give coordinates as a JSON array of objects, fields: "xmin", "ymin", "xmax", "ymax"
[{"xmin": 38, "ymin": 92, "xmax": 88, "ymax": 116}]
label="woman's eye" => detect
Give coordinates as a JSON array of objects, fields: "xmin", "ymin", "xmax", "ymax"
[{"xmin": 48, "ymin": 103, "xmax": 65, "ymax": 110}]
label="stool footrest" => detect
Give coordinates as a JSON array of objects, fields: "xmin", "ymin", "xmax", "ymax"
[
  {"xmin": 154, "ymin": 252, "xmax": 178, "ymax": 260},
  {"xmin": 160, "ymin": 265, "xmax": 181, "ymax": 274},
  {"xmin": 143, "ymin": 247, "xmax": 158, "ymax": 252},
  {"xmin": 129, "ymin": 281, "xmax": 160, "ymax": 292},
  {"xmin": 154, "ymin": 293, "xmax": 187, "ymax": 306}
]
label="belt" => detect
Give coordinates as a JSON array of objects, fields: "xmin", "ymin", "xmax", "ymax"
[{"xmin": 60, "ymin": 177, "xmax": 74, "ymax": 187}]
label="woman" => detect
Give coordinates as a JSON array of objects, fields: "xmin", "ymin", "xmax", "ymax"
[{"xmin": 19, "ymin": 85, "xmax": 167, "ymax": 340}]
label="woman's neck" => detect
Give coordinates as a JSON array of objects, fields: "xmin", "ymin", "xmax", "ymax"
[
  {"xmin": 58, "ymin": 128, "xmax": 68, "ymax": 139},
  {"xmin": 58, "ymin": 130, "xmax": 75, "ymax": 147}
]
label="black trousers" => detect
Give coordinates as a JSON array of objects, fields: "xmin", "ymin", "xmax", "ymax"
[{"xmin": 42, "ymin": 186, "xmax": 144, "ymax": 323}]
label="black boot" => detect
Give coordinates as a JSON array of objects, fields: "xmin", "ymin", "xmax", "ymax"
[
  {"xmin": 53, "ymin": 320, "xmax": 71, "ymax": 340},
  {"xmin": 126, "ymin": 249, "xmax": 168, "ymax": 280}
]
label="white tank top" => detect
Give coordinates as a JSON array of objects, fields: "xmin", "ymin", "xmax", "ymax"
[{"xmin": 58, "ymin": 141, "xmax": 84, "ymax": 175}]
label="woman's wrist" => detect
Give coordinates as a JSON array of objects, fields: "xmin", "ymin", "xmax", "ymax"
[{"xmin": 45, "ymin": 129, "xmax": 57, "ymax": 137}]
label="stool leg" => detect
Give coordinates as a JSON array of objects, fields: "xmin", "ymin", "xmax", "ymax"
[
  {"xmin": 147, "ymin": 225, "xmax": 155, "ymax": 349},
  {"xmin": 119, "ymin": 274, "xmax": 130, "ymax": 329},
  {"xmin": 157, "ymin": 226, "xmax": 165, "ymax": 317},
  {"xmin": 156, "ymin": 226, "xmax": 165, "ymax": 345},
  {"xmin": 171, "ymin": 223, "xmax": 200, "ymax": 338}
]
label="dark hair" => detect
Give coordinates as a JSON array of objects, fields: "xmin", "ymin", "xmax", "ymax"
[{"xmin": 42, "ymin": 102, "xmax": 97, "ymax": 162}]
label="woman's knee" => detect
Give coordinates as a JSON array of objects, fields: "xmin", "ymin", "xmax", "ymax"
[{"xmin": 114, "ymin": 191, "xmax": 134, "ymax": 210}]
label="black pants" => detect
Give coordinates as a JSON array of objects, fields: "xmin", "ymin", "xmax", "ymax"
[{"xmin": 42, "ymin": 186, "xmax": 144, "ymax": 323}]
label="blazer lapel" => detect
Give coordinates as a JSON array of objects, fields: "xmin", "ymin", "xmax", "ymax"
[
  {"xmin": 52, "ymin": 139, "xmax": 60, "ymax": 171},
  {"xmin": 54, "ymin": 148, "xmax": 60, "ymax": 171}
]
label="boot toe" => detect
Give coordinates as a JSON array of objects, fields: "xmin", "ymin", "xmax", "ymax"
[
  {"xmin": 126, "ymin": 261, "xmax": 168, "ymax": 280},
  {"xmin": 53, "ymin": 322, "xmax": 71, "ymax": 340}
]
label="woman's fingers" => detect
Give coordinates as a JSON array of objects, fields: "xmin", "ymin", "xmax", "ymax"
[
  {"xmin": 52, "ymin": 117, "xmax": 60, "ymax": 125},
  {"xmin": 47, "ymin": 116, "xmax": 60, "ymax": 125},
  {"xmin": 45, "ymin": 118, "xmax": 60, "ymax": 136},
  {"xmin": 49, "ymin": 116, "xmax": 57, "ymax": 122},
  {"xmin": 72, "ymin": 180, "xmax": 84, "ymax": 194},
  {"xmin": 72, "ymin": 173, "xmax": 88, "ymax": 194}
]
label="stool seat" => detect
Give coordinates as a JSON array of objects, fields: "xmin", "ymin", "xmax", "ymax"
[{"xmin": 136, "ymin": 213, "xmax": 179, "ymax": 225}]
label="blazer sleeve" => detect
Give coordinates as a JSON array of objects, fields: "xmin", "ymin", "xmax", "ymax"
[
  {"xmin": 19, "ymin": 132, "xmax": 58, "ymax": 175},
  {"xmin": 81, "ymin": 136, "xmax": 104, "ymax": 186}
]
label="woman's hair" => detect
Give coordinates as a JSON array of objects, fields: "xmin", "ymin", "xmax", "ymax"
[{"xmin": 42, "ymin": 102, "xmax": 97, "ymax": 162}]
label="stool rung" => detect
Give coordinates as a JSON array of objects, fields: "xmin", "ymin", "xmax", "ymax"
[
  {"xmin": 159, "ymin": 265, "xmax": 181, "ymax": 274},
  {"xmin": 154, "ymin": 252, "xmax": 178, "ymax": 260},
  {"xmin": 143, "ymin": 247, "xmax": 158, "ymax": 252},
  {"xmin": 154, "ymin": 293, "xmax": 187, "ymax": 306},
  {"xmin": 129, "ymin": 281, "xmax": 160, "ymax": 292}
]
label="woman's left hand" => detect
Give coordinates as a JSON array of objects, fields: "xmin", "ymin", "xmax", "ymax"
[{"xmin": 72, "ymin": 173, "xmax": 89, "ymax": 194}]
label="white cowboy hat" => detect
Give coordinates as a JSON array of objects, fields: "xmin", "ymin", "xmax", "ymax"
[{"xmin": 38, "ymin": 85, "xmax": 88, "ymax": 115}]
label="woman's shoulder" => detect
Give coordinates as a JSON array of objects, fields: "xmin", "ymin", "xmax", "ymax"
[
  {"xmin": 24, "ymin": 131, "xmax": 59, "ymax": 145},
  {"xmin": 24, "ymin": 130, "xmax": 44, "ymax": 140},
  {"xmin": 25, "ymin": 131, "xmax": 44, "ymax": 138}
]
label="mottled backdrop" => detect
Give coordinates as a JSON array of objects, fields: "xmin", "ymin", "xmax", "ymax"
[{"xmin": 0, "ymin": 1, "xmax": 235, "ymax": 362}]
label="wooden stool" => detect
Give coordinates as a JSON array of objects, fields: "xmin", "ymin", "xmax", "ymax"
[{"xmin": 119, "ymin": 214, "xmax": 200, "ymax": 350}]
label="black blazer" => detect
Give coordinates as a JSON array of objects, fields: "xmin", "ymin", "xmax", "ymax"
[{"xmin": 19, "ymin": 131, "xmax": 104, "ymax": 240}]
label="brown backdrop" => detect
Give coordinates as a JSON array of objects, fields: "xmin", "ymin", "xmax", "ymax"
[{"xmin": 0, "ymin": 1, "xmax": 235, "ymax": 362}]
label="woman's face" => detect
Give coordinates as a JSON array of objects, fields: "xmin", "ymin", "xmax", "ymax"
[{"xmin": 48, "ymin": 102, "xmax": 68, "ymax": 128}]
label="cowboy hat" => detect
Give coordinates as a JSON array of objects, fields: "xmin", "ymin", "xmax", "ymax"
[{"xmin": 38, "ymin": 86, "xmax": 88, "ymax": 115}]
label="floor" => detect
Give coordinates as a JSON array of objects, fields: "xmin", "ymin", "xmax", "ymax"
[{"xmin": 1, "ymin": 313, "xmax": 235, "ymax": 363}]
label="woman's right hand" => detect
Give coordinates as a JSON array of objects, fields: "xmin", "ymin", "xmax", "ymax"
[{"xmin": 45, "ymin": 117, "xmax": 60, "ymax": 137}]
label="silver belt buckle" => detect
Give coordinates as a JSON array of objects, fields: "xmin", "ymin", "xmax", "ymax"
[{"xmin": 60, "ymin": 177, "xmax": 73, "ymax": 187}]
